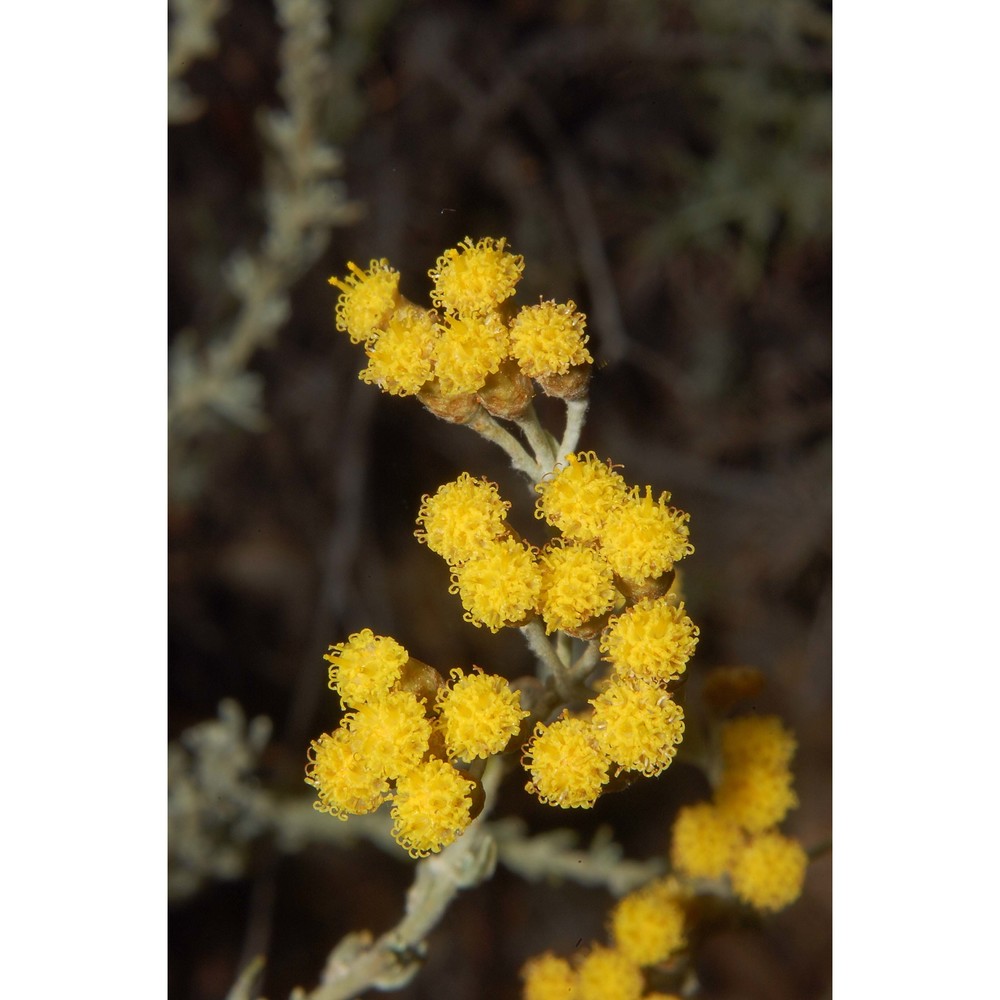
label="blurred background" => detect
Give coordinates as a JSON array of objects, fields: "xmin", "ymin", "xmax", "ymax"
[{"xmin": 168, "ymin": 0, "xmax": 830, "ymax": 997}]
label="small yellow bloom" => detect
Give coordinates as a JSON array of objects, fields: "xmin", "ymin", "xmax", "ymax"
[
  {"xmin": 715, "ymin": 760, "xmax": 798, "ymax": 834},
  {"xmin": 523, "ymin": 715, "xmax": 610, "ymax": 809},
  {"xmin": 415, "ymin": 472, "xmax": 511, "ymax": 566},
  {"xmin": 537, "ymin": 541, "xmax": 618, "ymax": 635},
  {"xmin": 431, "ymin": 311, "xmax": 510, "ymax": 397},
  {"xmin": 535, "ymin": 452, "xmax": 628, "ymax": 544},
  {"xmin": 390, "ymin": 757, "xmax": 476, "ymax": 858},
  {"xmin": 449, "ymin": 537, "xmax": 541, "ymax": 632},
  {"xmin": 720, "ymin": 715, "xmax": 798, "ymax": 773},
  {"xmin": 343, "ymin": 690, "xmax": 432, "ymax": 780},
  {"xmin": 599, "ymin": 486, "xmax": 693, "ymax": 584},
  {"xmin": 429, "ymin": 236, "xmax": 524, "ymax": 317},
  {"xmin": 575, "ymin": 945, "xmax": 644, "ymax": 1000},
  {"xmin": 729, "ymin": 831, "xmax": 808, "ymax": 912},
  {"xmin": 600, "ymin": 599, "xmax": 699, "ymax": 684},
  {"xmin": 359, "ymin": 304, "xmax": 438, "ymax": 396},
  {"xmin": 436, "ymin": 669, "xmax": 528, "ymax": 760},
  {"xmin": 609, "ymin": 879, "xmax": 687, "ymax": 966},
  {"xmin": 590, "ymin": 678, "xmax": 685, "ymax": 777},
  {"xmin": 305, "ymin": 728, "xmax": 389, "ymax": 819},
  {"xmin": 521, "ymin": 952, "xmax": 578, "ymax": 1000},
  {"xmin": 328, "ymin": 259, "xmax": 400, "ymax": 343},
  {"xmin": 324, "ymin": 629, "xmax": 409, "ymax": 708},
  {"xmin": 509, "ymin": 299, "xmax": 593, "ymax": 378},
  {"xmin": 670, "ymin": 802, "xmax": 743, "ymax": 880}
]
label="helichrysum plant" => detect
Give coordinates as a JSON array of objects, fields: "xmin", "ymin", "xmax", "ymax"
[{"xmin": 250, "ymin": 237, "xmax": 820, "ymax": 999}]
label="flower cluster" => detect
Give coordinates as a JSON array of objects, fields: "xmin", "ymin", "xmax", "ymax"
[
  {"xmin": 306, "ymin": 630, "xmax": 527, "ymax": 857},
  {"xmin": 670, "ymin": 714, "xmax": 808, "ymax": 912},
  {"xmin": 521, "ymin": 877, "xmax": 689, "ymax": 1000},
  {"xmin": 328, "ymin": 238, "xmax": 594, "ymax": 422}
]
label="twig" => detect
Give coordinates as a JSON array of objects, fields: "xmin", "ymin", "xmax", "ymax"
[{"xmin": 466, "ymin": 409, "xmax": 543, "ymax": 480}]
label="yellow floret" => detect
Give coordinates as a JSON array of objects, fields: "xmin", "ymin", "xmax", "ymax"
[
  {"xmin": 431, "ymin": 311, "xmax": 510, "ymax": 396},
  {"xmin": 415, "ymin": 473, "xmax": 511, "ymax": 566},
  {"xmin": 523, "ymin": 715, "xmax": 610, "ymax": 809},
  {"xmin": 715, "ymin": 761, "xmax": 798, "ymax": 834},
  {"xmin": 670, "ymin": 802, "xmax": 743, "ymax": 880},
  {"xmin": 537, "ymin": 541, "xmax": 618, "ymax": 635},
  {"xmin": 509, "ymin": 299, "xmax": 593, "ymax": 378},
  {"xmin": 575, "ymin": 945, "xmax": 644, "ymax": 1000},
  {"xmin": 609, "ymin": 880, "xmax": 687, "ymax": 966},
  {"xmin": 429, "ymin": 236, "xmax": 524, "ymax": 316},
  {"xmin": 343, "ymin": 690, "xmax": 432, "ymax": 780},
  {"xmin": 359, "ymin": 304, "xmax": 439, "ymax": 396},
  {"xmin": 600, "ymin": 599, "xmax": 699, "ymax": 684},
  {"xmin": 521, "ymin": 952, "xmax": 578, "ymax": 1000},
  {"xmin": 449, "ymin": 537, "xmax": 541, "ymax": 632},
  {"xmin": 589, "ymin": 679, "xmax": 685, "ymax": 777},
  {"xmin": 390, "ymin": 757, "xmax": 476, "ymax": 858},
  {"xmin": 305, "ymin": 728, "xmax": 389, "ymax": 819},
  {"xmin": 328, "ymin": 259, "xmax": 400, "ymax": 343},
  {"xmin": 720, "ymin": 715, "xmax": 798, "ymax": 772},
  {"xmin": 535, "ymin": 452, "xmax": 629, "ymax": 543},
  {"xmin": 599, "ymin": 486, "xmax": 694, "ymax": 584},
  {"xmin": 729, "ymin": 832, "xmax": 808, "ymax": 912},
  {"xmin": 323, "ymin": 629, "xmax": 409, "ymax": 708},
  {"xmin": 436, "ymin": 669, "xmax": 529, "ymax": 760}
]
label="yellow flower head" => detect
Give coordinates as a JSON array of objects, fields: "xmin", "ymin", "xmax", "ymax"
[
  {"xmin": 599, "ymin": 486, "xmax": 694, "ymax": 584},
  {"xmin": 359, "ymin": 304, "xmax": 438, "ymax": 396},
  {"xmin": 436, "ymin": 668, "xmax": 528, "ymax": 760},
  {"xmin": 328, "ymin": 259, "xmax": 400, "ymax": 343},
  {"xmin": 535, "ymin": 452, "xmax": 629, "ymax": 544},
  {"xmin": 600, "ymin": 598, "xmax": 699, "ymax": 684},
  {"xmin": 429, "ymin": 236, "xmax": 524, "ymax": 317},
  {"xmin": 415, "ymin": 473, "xmax": 511, "ymax": 566},
  {"xmin": 720, "ymin": 715, "xmax": 798, "ymax": 773},
  {"xmin": 537, "ymin": 541, "xmax": 618, "ymax": 635},
  {"xmin": 590, "ymin": 678, "xmax": 685, "ymax": 777},
  {"xmin": 523, "ymin": 715, "xmax": 610, "ymax": 809},
  {"xmin": 521, "ymin": 952, "xmax": 578, "ymax": 1000},
  {"xmin": 305, "ymin": 728, "xmax": 389, "ymax": 819},
  {"xmin": 323, "ymin": 629, "xmax": 409, "ymax": 708},
  {"xmin": 609, "ymin": 878, "xmax": 687, "ymax": 966},
  {"xmin": 509, "ymin": 299, "xmax": 593, "ymax": 378},
  {"xmin": 575, "ymin": 945, "xmax": 644, "ymax": 1000},
  {"xmin": 449, "ymin": 537, "xmax": 541, "ymax": 632},
  {"xmin": 431, "ymin": 310, "xmax": 510, "ymax": 396},
  {"xmin": 343, "ymin": 690, "xmax": 432, "ymax": 780},
  {"xmin": 729, "ymin": 831, "xmax": 808, "ymax": 913},
  {"xmin": 715, "ymin": 761, "xmax": 798, "ymax": 834},
  {"xmin": 390, "ymin": 757, "xmax": 476, "ymax": 858},
  {"xmin": 670, "ymin": 802, "xmax": 743, "ymax": 880}
]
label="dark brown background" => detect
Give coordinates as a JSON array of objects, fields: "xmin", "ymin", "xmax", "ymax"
[{"xmin": 169, "ymin": 1, "xmax": 831, "ymax": 997}]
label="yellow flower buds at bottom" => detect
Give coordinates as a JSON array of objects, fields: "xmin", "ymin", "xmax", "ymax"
[
  {"xmin": 609, "ymin": 878, "xmax": 687, "ymax": 966},
  {"xmin": 670, "ymin": 802, "xmax": 743, "ymax": 880},
  {"xmin": 575, "ymin": 945, "xmax": 644, "ymax": 1000},
  {"xmin": 328, "ymin": 259, "xmax": 400, "ymax": 344},
  {"xmin": 521, "ymin": 952, "xmax": 578, "ymax": 1000},
  {"xmin": 429, "ymin": 236, "xmax": 524, "ymax": 317},
  {"xmin": 390, "ymin": 758, "xmax": 477, "ymax": 858},
  {"xmin": 729, "ymin": 831, "xmax": 808, "ymax": 913},
  {"xmin": 523, "ymin": 715, "xmax": 610, "ymax": 809},
  {"xmin": 436, "ymin": 669, "xmax": 529, "ymax": 760}
]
